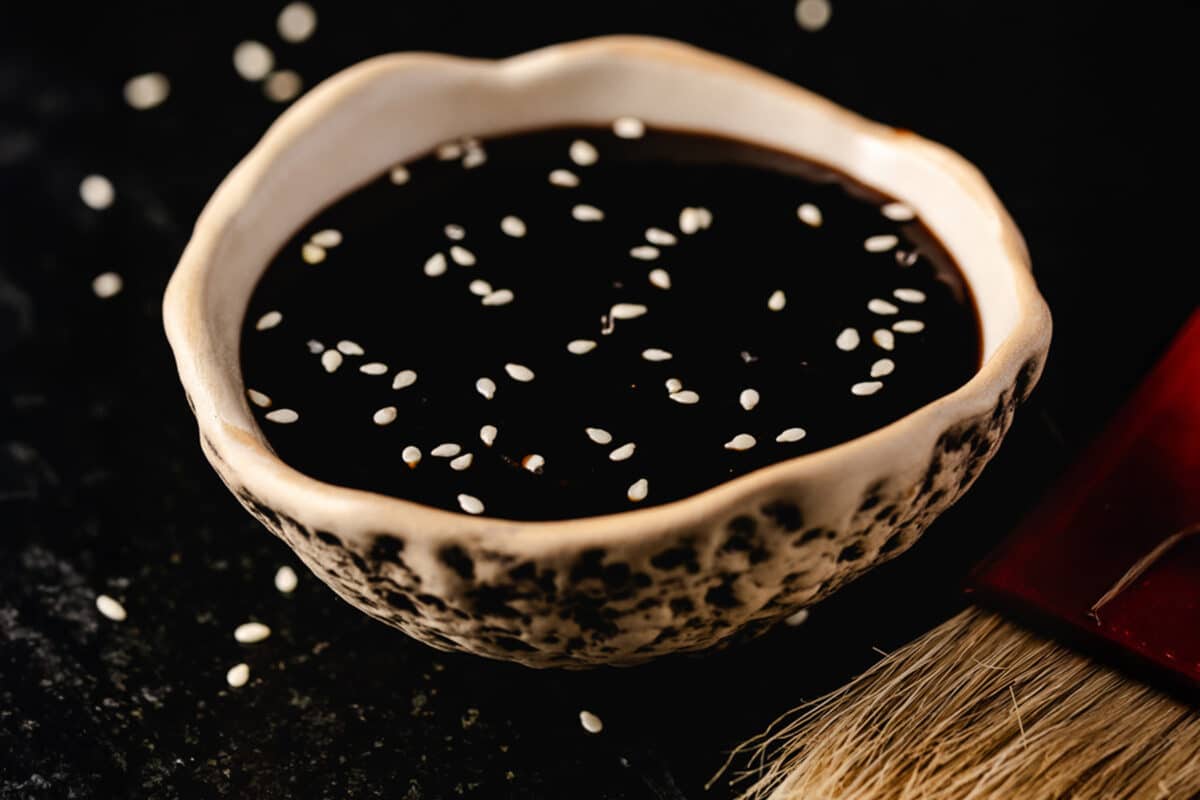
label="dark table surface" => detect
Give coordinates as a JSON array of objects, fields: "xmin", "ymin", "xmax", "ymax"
[{"xmin": 1, "ymin": 2, "xmax": 1195, "ymax": 798}]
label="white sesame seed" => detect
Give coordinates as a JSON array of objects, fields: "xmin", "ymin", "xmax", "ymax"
[
  {"xmin": 852, "ymin": 381, "xmax": 884, "ymax": 396},
  {"xmin": 579, "ymin": 710, "xmax": 604, "ymax": 734},
  {"xmin": 795, "ymin": 0, "xmax": 832, "ymax": 31},
  {"xmin": 613, "ymin": 117, "xmax": 645, "ymax": 139},
  {"xmin": 360, "ymin": 362, "xmax": 388, "ymax": 375},
  {"xmin": 436, "ymin": 141, "xmax": 463, "ymax": 160},
  {"xmin": 441, "ymin": 224, "xmax": 465, "ymax": 241},
  {"xmin": 321, "ymin": 350, "xmax": 343, "ymax": 373},
  {"xmin": 696, "ymin": 208, "xmax": 713, "ymax": 229},
  {"xmin": 123, "ymin": 72, "xmax": 169, "ymax": 110},
  {"xmin": 432, "ymin": 443, "xmax": 461, "ymax": 458},
  {"xmin": 523, "ymin": 454, "xmax": 545, "ymax": 474},
  {"xmin": 610, "ymin": 303, "xmax": 648, "ymax": 320},
  {"xmin": 226, "ymin": 663, "xmax": 250, "ymax": 688},
  {"xmin": 896, "ymin": 250, "xmax": 920, "ymax": 267},
  {"xmin": 310, "ymin": 228, "xmax": 342, "ymax": 248},
  {"xmin": 450, "ymin": 453, "xmax": 473, "ymax": 471},
  {"xmin": 836, "ymin": 327, "xmax": 860, "ymax": 351},
  {"xmin": 870, "ymin": 358, "xmax": 895, "ymax": 377},
  {"xmin": 373, "ymin": 406, "xmax": 398, "ymax": 426},
  {"xmin": 893, "ymin": 319, "xmax": 926, "ymax": 333},
  {"xmin": 776, "ymin": 427, "xmax": 807, "ymax": 443},
  {"xmin": 247, "ymin": 389, "xmax": 272, "ymax": 408},
  {"xmin": 306, "ymin": 340, "xmax": 324, "ymax": 354},
  {"xmin": 337, "ymin": 340, "xmax": 364, "ymax": 356},
  {"xmin": 740, "ymin": 351, "xmax": 758, "ymax": 363},
  {"xmin": 480, "ymin": 425, "xmax": 497, "ymax": 446},
  {"xmin": 679, "ymin": 207, "xmax": 702, "ymax": 235},
  {"xmin": 739, "ymin": 389, "xmax": 760, "ymax": 411},
  {"xmin": 881, "ymin": 202, "xmax": 915, "ymax": 221},
  {"xmin": 864, "ymin": 234, "xmax": 900, "ymax": 253},
  {"xmin": 768, "ymin": 290, "xmax": 787, "ymax": 311},
  {"xmin": 476, "ymin": 377, "xmax": 497, "ymax": 399},
  {"xmin": 80, "ymin": 174, "xmax": 114, "ymax": 210},
  {"xmin": 627, "ymin": 478, "xmax": 649, "ymax": 503},
  {"xmin": 648, "ymin": 269, "xmax": 671, "ymax": 290},
  {"xmin": 274, "ymin": 565, "xmax": 298, "ymax": 593},
  {"xmin": 389, "ymin": 164, "xmax": 410, "ymax": 185},
  {"xmin": 263, "ymin": 70, "xmax": 303, "ymax": 103},
  {"xmin": 500, "ymin": 215, "xmax": 526, "ymax": 237},
  {"xmin": 92, "ymin": 272, "xmax": 123, "ymax": 299},
  {"xmin": 725, "ymin": 433, "xmax": 757, "ymax": 451},
  {"xmin": 665, "ymin": 378, "xmax": 683, "ymax": 393},
  {"xmin": 469, "ymin": 279, "xmax": 492, "ymax": 297},
  {"xmin": 572, "ymin": 204, "xmax": 605, "ymax": 222},
  {"xmin": 669, "ymin": 390, "xmax": 700, "ymax": 404},
  {"xmin": 873, "ymin": 329, "xmax": 896, "ymax": 351},
  {"xmin": 586, "ymin": 427, "xmax": 613, "ymax": 444},
  {"xmin": 424, "ymin": 252, "xmax": 447, "ymax": 277},
  {"xmin": 233, "ymin": 41, "xmax": 274, "ymax": 81},
  {"xmin": 277, "ymin": 2, "xmax": 317, "ymax": 42},
  {"xmin": 265, "ymin": 408, "xmax": 299, "ymax": 424},
  {"xmin": 505, "ymin": 363, "xmax": 534, "ymax": 382},
  {"xmin": 893, "ymin": 288, "xmax": 927, "ymax": 304},
  {"xmin": 549, "ymin": 169, "xmax": 580, "ymax": 187},
  {"xmin": 301, "ymin": 242, "xmax": 326, "ymax": 264},
  {"xmin": 797, "ymin": 203, "xmax": 823, "ymax": 227},
  {"xmin": 785, "ymin": 608, "xmax": 810, "ymax": 626},
  {"xmin": 234, "ymin": 622, "xmax": 271, "ymax": 644},
  {"xmin": 481, "ymin": 289, "xmax": 514, "ymax": 307},
  {"xmin": 645, "ymin": 228, "xmax": 677, "ymax": 246},
  {"xmin": 458, "ymin": 494, "xmax": 484, "ymax": 515},
  {"xmin": 462, "ymin": 146, "xmax": 487, "ymax": 169},
  {"xmin": 402, "ymin": 446, "xmax": 422, "ymax": 467},
  {"xmin": 450, "ymin": 245, "xmax": 476, "ymax": 266},
  {"xmin": 609, "ymin": 443, "xmax": 636, "ymax": 461},
  {"xmin": 567, "ymin": 339, "xmax": 597, "ymax": 355},
  {"xmin": 569, "ymin": 139, "xmax": 599, "ymax": 166},
  {"xmin": 630, "ymin": 245, "xmax": 659, "ymax": 261},
  {"xmin": 868, "ymin": 298, "xmax": 900, "ymax": 315},
  {"xmin": 96, "ymin": 594, "xmax": 126, "ymax": 621},
  {"xmin": 642, "ymin": 348, "xmax": 673, "ymax": 362},
  {"xmin": 254, "ymin": 310, "xmax": 282, "ymax": 331},
  {"xmin": 392, "ymin": 370, "xmax": 417, "ymax": 390}
]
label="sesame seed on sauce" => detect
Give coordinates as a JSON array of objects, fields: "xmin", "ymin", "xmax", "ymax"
[
  {"xmin": 458, "ymin": 493, "xmax": 485, "ymax": 515},
  {"xmin": 265, "ymin": 409, "xmax": 299, "ymax": 424},
  {"xmin": 124, "ymin": 72, "xmax": 170, "ymax": 110},
  {"xmin": 247, "ymin": 389, "xmax": 272, "ymax": 408},
  {"xmin": 642, "ymin": 348, "xmax": 673, "ymax": 362},
  {"xmin": 80, "ymin": 174, "xmax": 115, "ymax": 210},
  {"xmin": 402, "ymin": 446, "xmax": 422, "ymax": 467},
  {"xmin": 627, "ymin": 478, "xmax": 649, "ymax": 502},
  {"xmin": 476, "ymin": 377, "xmax": 497, "ymax": 399},
  {"xmin": 795, "ymin": 0, "xmax": 832, "ymax": 31},
  {"xmin": 522, "ymin": 454, "xmax": 545, "ymax": 473},
  {"xmin": 871, "ymin": 358, "xmax": 896, "ymax": 377},
  {"xmin": 482, "ymin": 289, "xmax": 514, "ymax": 306},
  {"xmin": 450, "ymin": 453, "xmax": 474, "ymax": 471},
  {"xmin": 462, "ymin": 147, "xmax": 487, "ymax": 169},
  {"xmin": 233, "ymin": 41, "xmax": 274, "ymax": 81},
  {"xmin": 852, "ymin": 381, "xmax": 884, "ymax": 396},
  {"xmin": 679, "ymin": 207, "xmax": 702, "ymax": 235},
  {"xmin": 337, "ymin": 340, "xmax": 364, "ymax": 356},
  {"xmin": 669, "ymin": 390, "xmax": 700, "ymax": 405},
  {"xmin": 645, "ymin": 228, "xmax": 677, "ymax": 246},
  {"xmin": 263, "ymin": 70, "xmax": 303, "ymax": 103},
  {"xmin": 648, "ymin": 269, "xmax": 671, "ymax": 290},
  {"xmin": 504, "ymin": 363, "xmax": 535, "ymax": 382},
  {"xmin": 320, "ymin": 350, "xmax": 343, "ymax": 373},
  {"xmin": 724, "ymin": 433, "xmax": 757, "ymax": 451},
  {"xmin": 392, "ymin": 370, "xmax": 417, "ymax": 390},
  {"xmin": 444, "ymin": 224, "xmax": 466, "ymax": 241},
  {"xmin": 586, "ymin": 427, "xmax": 613, "ymax": 444},
  {"xmin": 389, "ymin": 164, "xmax": 411, "ymax": 185},
  {"xmin": 549, "ymin": 169, "xmax": 580, "ymax": 187},
  {"xmin": 360, "ymin": 362, "xmax": 388, "ymax": 375},
  {"xmin": 234, "ymin": 622, "xmax": 271, "ymax": 643},
  {"xmin": 567, "ymin": 339, "xmax": 597, "ymax": 355},
  {"xmin": 864, "ymin": 234, "xmax": 900, "ymax": 253},
  {"xmin": 449, "ymin": 245, "xmax": 476, "ymax": 266},
  {"xmin": 432, "ymin": 443, "xmax": 461, "ymax": 458},
  {"xmin": 306, "ymin": 340, "xmax": 324, "ymax": 354},
  {"xmin": 610, "ymin": 303, "xmax": 648, "ymax": 320},
  {"xmin": 311, "ymin": 229, "xmax": 342, "ymax": 248},
  {"xmin": 609, "ymin": 443, "xmax": 636, "ymax": 461},
  {"xmin": 277, "ymin": 2, "xmax": 317, "ymax": 43},
  {"xmin": 274, "ymin": 566, "xmax": 298, "ymax": 593},
  {"xmin": 893, "ymin": 319, "xmax": 926, "ymax": 333},
  {"xmin": 881, "ymin": 202, "xmax": 915, "ymax": 221},
  {"xmin": 480, "ymin": 425, "xmax": 498, "ymax": 446},
  {"xmin": 630, "ymin": 245, "xmax": 659, "ymax": 261},
  {"xmin": 424, "ymin": 252, "xmax": 448, "ymax": 276},
  {"xmin": 92, "ymin": 272, "xmax": 124, "ymax": 299},
  {"xmin": 96, "ymin": 594, "xmax": 127, "ymax": 621},
  {"xmin": 873, "ymin": 329, "xmax": 896, "ymax": 351},
  {"xmin": 612, "ymin": 117, "xmax": 645, "ymax": 139},
  {"xmin": 797, "ymin": 203, "xmax": 823, "ymax": 227},
  {"xmin": 893, "ymin": 287, "xmax": 927, "ymax": 304},
  {"xmin": 437, "ymin": 141, "xmax": 464, "ymax": 161},
  {"xmin": 226, "ymin": 663, "xmax": 250, "ymax": 688},
  {"xmin": 500, "ymin": 215, "xmax": 526, "ymax": 237},
  {"xmin": 868, "ymin": 298, "xmax": 900, "ymax": 315},
  {"xmin": 572, "ymin": 204, "xmax": 605, "ymax": 222},
  {"xmin": 301, "ymin": 242, "xmax": 326, "ymax": 264},
  {"xmin": 373, "ymin": 406, "xmax": 398, "ymax": 426},
  {"xmin": 776, "ymin": 427, "xmax": 807, "ymax": 443},
  {"xmin": 739, "ymin": 389, "xmax": 760, "ymax": 411},
  {"xmin": 665, "ymin": 378, "xmax": 683, "ymax": 394},
  {"xmin": 836, "ymin": 328, "xmax": 860, "ymax": 351},
  {"xmin": 784, "ymin": 608, "xmax": 810, "ymax": 626},
  {"xmin": 469, "ymin": 279, "xmax": 493, "ymax": 297},
  {"xmin": 569, "ymin": 139, "xmax": 599, "ymax": 166},
  {"xmin": 768, "ymin": 290, "xmax": 787, "ymax": 311}
]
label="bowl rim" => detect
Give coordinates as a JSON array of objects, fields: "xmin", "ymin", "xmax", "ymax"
[{"xmin": 162, "ymin": 35, "xmax": 1051, "ymax": 551}]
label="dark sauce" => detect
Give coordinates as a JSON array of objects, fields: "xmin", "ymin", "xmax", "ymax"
[{"xmin": 241, "ymin": 125, "xmax": 981, "ymax": 520}]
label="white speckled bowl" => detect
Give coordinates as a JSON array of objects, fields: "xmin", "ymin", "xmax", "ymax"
[{"xmin": 163, "ymin": 36, "xmax": 1051, "ymax": 667}]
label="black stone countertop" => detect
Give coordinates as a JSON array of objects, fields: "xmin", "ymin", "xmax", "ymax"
[{"xmin": 1, "ymin": 3, "xmax": 1194, "ymax": 798}]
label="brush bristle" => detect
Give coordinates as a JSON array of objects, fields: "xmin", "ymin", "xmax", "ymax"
[{"xmin": 716, "ymin": 608, "xmax": 1200, "ymax": 800}]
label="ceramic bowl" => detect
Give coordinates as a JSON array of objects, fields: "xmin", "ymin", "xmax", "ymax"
[{"xmin": 163, "ymin": 36, "xmax": 1051, "ymax": 668}]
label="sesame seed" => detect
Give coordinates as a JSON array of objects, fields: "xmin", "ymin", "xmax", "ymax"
[
  {"xmin": 402, "ymin": 446, "xmax": 422, "ymax": 467},
  {"xmin": 234, "ymin": 622, "xmax": 271, "ymax": 643},
  {"xmin": 226, "ymin": 663, "xmax": 250, "ymax": 688},
  {"xmin": 480, "ymin": 425, "xmax": 497, "ymax": 446},
  {"xmin": 836, "ymin": 327, "xmax": 860, "ymax": 351},
  {"xmin": 870, "ymin": 358, "xmax": 895, "ymax": 377},
  {"xmin": 776, "ymin": 427, "xmax": 807, "ymax": 443},
  {"xmin": 852, "ymin": 381, "xmax": 884, "ymax": 396},
  {"xmin": 648, "ymin": 269, "xmax": 671, "ymax": 290},
  {"xmin": 457, "ymin": 494, "xmax": 484, "ymax": 515},
  {"xmin": 233, "ymin": 41, "xmax": 274, "ymax": 81},
  {"xmin": 440, "ymin": 224, "xmax": 465, "ymax": 242},
  {"xmin": 613, "ymin": 117, "xmax": 645, "ymax": 138},
  {"xmin": 893, "ymin": 288, "xmax": 927, "ymax": 304},
  {"xmin": 567, "ymin": 339, "xmax": 597, "ymax": 355},
  {"xmin": 80, "ymin": 174, "xmax": 114, "ymax": 210},
  {"xmin": 795, "ymin": 0, "xmax": 832, "ymax": 31},
  {"xmin": 277, "ymin": 2, "xmax": 317, "ymax": 42},
  {"xmin": 263, "ymin": 70, "xmax": 303, "ymax": 103},
  {"xmin": 768, "ymin": 290, "xmax": 787, "ymax": 311},
  {"xmin": 696, "ymin": 208, "xmax": 713, "ymax": 229},
  {"xmin": 389, "ymin": 164, "xmax": 410, "ymax": 185},
  {"xmin": 337, "ymin": 340, "xmax": 364, "ymax": 356},
  {"xmin": 630, "ymin": 245, "xmax": 659, "ymax": 261},
  {"xmin": 785, "ymin": 608, "xmax": 810, "ymax": 626},
  {"xmin": 724, "ymin": 433, "xmax": 757, "ymax": 451},
  {"xmin": 424, "ymin": 252, "xmax": 447, "ymax": 277},
  {"xmin": 740, "ymin": 351, "xmax": 758, "ymax": 363},
  {"xmin": 462, "ymin": 146, "xmax": 487, "ymax": 169},
  {"xmin": 522, "ymin": 454, "xmax": 545, "ymax": 474},
  {"xmin": 500, "ymin": 215, "xmax": 526, "ymax": 238},
  {"xmin": 569, "ymin": 139, "xmax": 599, "ymax": 166},
  {"xmin": 360, "ymin": 362, "xmax": 388, "ymax": 375},
  {"xmin": 469, "ymin": 279, "xmax": 492, "ymax": 297},
  {"xmin": 436, "ymin": 141, "xmax": 463, "ymax": 160},
  {"xmin": 627, "ymin": 478, "xmax": 649, "ymax": 502},
  {"xmin": 306, "ymin": 340, "xmax": 324, "ymax": 354},
  {"xmin": 881, "ymin": 202, "xmax": 915, "ymax": 221},
  {"xmin": 274, "ymin": 565, "xmax": 298, "ymax": 593},
  {"xmin": 669, "ymin": 390, "xmax": 700, "ymax": 404},
  {"xmin": 265, "ymin": 408, "xmax": 299, "ymax": 424},
  {"xmin": 797, "ymin": 203, "xmax": 823, "ymax": 227},
  {"xmin": 482, "ymin": 289, "xmax": 514, "ymax": 307},
  {"xmin": 301, "ymin": 242, "xmax": 326, "ymax": 264},
  {"xmin": 864, "ymin": 234, "xmax": 899, "ymax": 253},
  {"xmin": 739, "ymin": 389, "xmax": 760, "ymax": 411},
  {"xmin": 373, "ymin": 406, "xmax": 398, "ymax": 426},
  {"xmin": 610, "ymin": 303, "xmax": 648, "ymax": 320},
  {"xmin": 572, "ymin": 204, "xmax": 605, "ymax": 222},
  {"xmin": 895, "ymin": 250, "xmax": 920, "ymax": 267},
  {"xmin": 123, "ymin": 72, "xmax": 170, "ymax": 110},
  {"xmin": 549, "ymin": 169, "xmax": 580, "ymax": 187},
  {"xmin": 679, "ymin": 207, "xmax": 702, "ymax": 235},
  {"xmin": 586, "ymin": 427, "xmax": 612, "ymax": 444},
  {"xmin": 96, "ymin": 594, "xmax": 126, "ymax": 621},
  {"xmin": 450, "ymin": 453, "xmax": 473, "ymax": 471},
  {"xmin": 645, "ymin": 228, "xmax": 677, "ymax": 246},
  {"xmin": 92, "ymin": 272, "xmax": 123, "ymax": 299},
  {"xmin": 247, "ymin": 389, "xmax": 272, "ymax": 408},
  {"xmin": 432, "ymin": 443, "xmax": 461, "ymax": 458},
  {"xmin": 868, "ymin": 298, "xmax": 900, "ymax": 315},
  {"xmin": 642, "ymin": 348, "xmax": 673, "ymax": 362},
  {"xmin": 320, "ymin": 351, "xmax": 343, "ymax": 373},
  {"xmin": 476, "ymin": 377, "xmax": 497, "ymax": 399},
  {"xmin": 893, "ymin": 319, "xmax": 926, "ymax": 333},
  {"xmin": 504, "ymin": 363, "xmax": 535, "ymax": 383},
  {"xmin": 665, "ymin": 378, "xmax": 683, "ymax": 393},
  {"xmin": 873, "ymin": 329, "xmax": 896, "ymax": 351},
  {"xmin": 392, "ymin": 370, "xmax": 417, "ymax": 390},
  {"xmin": 449, "ymin": 245, "xmax": 476, "ymax": 266},
  {"xmin": 609, "ymin": 443, "xmax": 636, "ymax": 461},
  {"xmin": 579, "ymin": 710, "xmax": 604, "ymax": 734},
  {"xmin": 310, "ymin": 228, "xmax": 342, "ymax": 248},
  {"xmin": 253, "ymin": 311, "xmax": 281, "ymax": 331}
]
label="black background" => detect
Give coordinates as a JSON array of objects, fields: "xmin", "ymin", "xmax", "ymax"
[{"xmin": 1, "ymin": 2, "xmax": 1195, "ymax": 798}]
